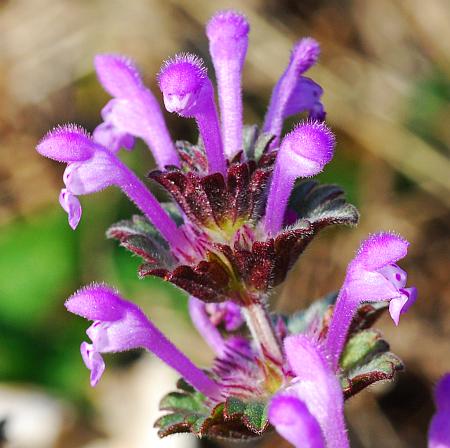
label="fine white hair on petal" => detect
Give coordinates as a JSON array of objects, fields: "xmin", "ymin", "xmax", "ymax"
[{"xmin": 157, "ymin": 52, "xmax": 208, "ymax": 83}]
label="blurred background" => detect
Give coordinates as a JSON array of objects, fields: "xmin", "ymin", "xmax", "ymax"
[{"xmin": 0, "ymin": 0, "xmax": 449, "ymax": 447}]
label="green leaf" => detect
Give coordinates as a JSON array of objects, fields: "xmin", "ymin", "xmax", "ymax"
[
  {"xmin": 154, "ymin": 413, "xmax": 190, "ymax": 437},
  {"xmin": 253, "ymin": 132, "xmax": 274, "ymax": 161},
  {"xmin": 157, "ymin": 380, "xmax": 270, "ymax": 441},
  {"xmin": 340, "ymin": 329, "xmax": 388, "ymax": 372},
  {"xmin": 242, "ymin": 401, "xmax": 269, "ymax": 434},
  {"xmin": 224, "ymin": 397, "xmax": 247, "ymax": 419},
  {"xmin": 340, "ymin": 328, "xmax": 404, "ymax": 399},
  {"xmin": 159, "ymin": 391, "xmax": 206, "ymax": 413},
  {"xmin": 342, "ymin": 351, "xmax": 403, "ymax": 399},
  {"xmin": 107, "ymin": 214, "xmax": 176, "ymax": 268},
  {"xmin": 243, "ymin": 124, "xmax": 259, "ymax": 160}
]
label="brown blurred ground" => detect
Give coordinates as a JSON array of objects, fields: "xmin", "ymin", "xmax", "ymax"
[{"xmin": 0, "ymin": 0, "xmax": 449, "ymax": 447}]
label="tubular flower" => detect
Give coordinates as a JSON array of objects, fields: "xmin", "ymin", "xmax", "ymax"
[
  {"xmin": 269, "ymin": 335, "xmax": 349, "ymax": 448},
  {"xmin": 36, "ymin": 9, "xmax": 417, "ymax": 446},
  {"xmin": 207, "ymin": 10, "xmax": 249, "ymax": 159},
  {"xmin": 158, "ymin": 53, "xmax": 226, "ymax": 175},
  {"xmin": 429, "ymin": 373, "xmax": 450, "ymax": 448},
  {"xmin": 264, "ymin": 121, "xmax": 336, "ymax": 235},
  {"xmin": 66, "ymin": 284, "xmax": 220, "ymax": 399},
  {"xmin": 325, "ymin": 232, "xmax": 416, "ymax": 370},
  {"xmin": 263, "ymin": 37, "xmax": 325, "ymax": 147},
  {"xmin": 94, "ymin": 54, "xmax": 180, "ymax": 169},
  {"xmin": 36, "ymin": 125, "xmax": 190, "ymax": 253}
]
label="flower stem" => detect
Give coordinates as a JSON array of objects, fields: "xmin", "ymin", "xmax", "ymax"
[{"xmin": 242, "ymin": 302, "xmax": 283, "ymax": 364}]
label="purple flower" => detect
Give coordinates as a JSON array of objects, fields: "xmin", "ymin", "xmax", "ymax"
[
  {"xmin": 66, "ymin": 283, "xmax": 220, "ymax": 399},
  {"xmin": 326, "ymin": 232, "xmax": 416, "ymax": 370},
  {"xmin": 92, "ymin": 100, "xmax": 135, "ymax": 153},
  {"xmin": 35, "ymin": 9, "xmax": 418, "ymax": 443},
  {"xmin": 263, "ymin": 38, "xmax": 324, "ymax": 147},
  {"xmin": 158, "ymin": 53, "xmax": 226, "ymax": 175},
  {"xmin": 188, "ymin": 296, "xmax": 227, "ymax": 357},
  {"xmin": 264, "ymin": 121, "xmax": 335, "ymax": 235},
  {"xmin": 269, "ymin": 395, "xmax": 325, "ymax": 448},
  {"xmin": 59, "ymin": 188, "xmax": 82, "ymax": 230},
  {"xmin": 205, "ymin": 301, "xmax": 244, "ymax": 331},
  {"xmin": 36, "ymin": 125, "xmax": 189, "ymax": 251},
  {"xmin": 269, "ymin": 334, "xmax": 349, "ymax": 448},
  {"xmin": 94, "ymin": 54, "xmax": 180, "ymax": 169},
  {"xmin": 189, "ymin": 297, "xmax": 244, "ymax": 357},
  {"xmin": 206, "ymin": 10, "xmax": 249, "ymax": 158},
  {"xmin": 429, "ymin": 373, "xmax": 450, "ymax": 448}
]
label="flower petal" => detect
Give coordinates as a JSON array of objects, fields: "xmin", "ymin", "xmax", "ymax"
[
  {"xmin": 188, "ymin": 296, "xmax": 226, "ymax": 356},
  {"xmin": 435, "ymin": 373, "xmax": 450, "ymax": 411},
  {"xmin": 93, "ymin": 100, "xmax": 135, "ymax": 153},
  {"xmin": 63, "ymin": 150, "xmax": 123, "ymax": 195},
  {"xmin": 36, "ymin": 124, "xmax": 96, "ymax": 163},
  {"xmin": 378, "ymin": 263, "xmax": 407, "ymax": 288},
  {"xmin": 94, "ymin": 54, "xmax": 143, "ymax": 99},
  {"xmin": 65, "ymin": 283, "xmax": 127, "ymax": 321},
  {"xmin": 263, "ymin": 38, "xmax": 320, "ymax": 142},
  {"xmin": 284, "ymin": 335, "xmax": 349, "ymax": 448},
  {"xmin": 269, "ymin": 394, "xmax": 325, "ymax": 448},
  {"xmin": 59, "ymin": 188, "xmax": 82, "ymax": 229},
  {"xmin": 67, "ymin": 284, "xmax": 220, "ymax": 398},
  {"xmin": 429, "ymin": 373, "xmax": 450, "ymax": 448},
  {"xmin": 389, "ymin": 287, "xmax": 417, "ymax": 326},
  {"xmin": 80, "ymin": 341, "xmax": 105, "ymax": 387},
  {"xmin": 351, "ymin": 232, "xmax": 409, "ymax": 272},
  {"xmin": 345, "ymin": 270, "xmax": 401, "ymax": 303},
  {"xmin": 326, "ymin": 232, "xmax": 412, "ymax": 370},
  {"xmin": 284, "ymin": 76, "xmax": 325, "ymax": 120}
]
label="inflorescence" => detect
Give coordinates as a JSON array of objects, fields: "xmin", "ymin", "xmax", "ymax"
[{"xmin": 36, "ymin": 10, "xmax": 448, "ymax": 448}]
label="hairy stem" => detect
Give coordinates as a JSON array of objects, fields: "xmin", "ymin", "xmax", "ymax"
[{"xmin": 243, "ymin": 302, "xmax": 283, "ymax": 364}]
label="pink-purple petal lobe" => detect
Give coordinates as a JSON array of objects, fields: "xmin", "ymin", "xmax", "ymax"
[
  {"xmin": 94, "ymin": 54, "xmax": 143, "ymax": 98},
  {"xmin": 269, "ymin": 395, "xmax": 325, "ymax": 448},
  {"xmin": 59, "ymin": 188, "xmax": 82, "ymax": 230},
  {"xmin": 206, "ymin": 10, "xmax": 249, "ymax": 158},
  {"xmin": 351, "ymin": 232, "xmax": 409, "ymax": 272},
  {"xmin": 389, "ymin": 287, "xmax": 417, "ymax": 326},
  {"xmin": 65, "ymin": 283, "xmax": 127, "ymax": 321},
  {"xmin": 80, "ymin": 342, "xmax": 105, "ymax": 387},
  {"xmin": 282, "ymin": 121, "xmax": 335, "ymax": 168},
  {"xmin": 93, "ymin": 100, "xmax": 135, "ymax": 153},
  {"xmin": 36, "ymin": 124, "xmax": 96, "ymax": 162},
  {"xmin": 158, "ymin": 53, "xmax": 208, "ymax": 115},
  {"xmin": 291, "ymin": 38, "xmax": 321, "ymax": 75},
  {"xmin": 378, "ymin": 263, "xmax": 407, "ymax": 289},
  {"xmin": 284, "ymin": 77, "xmax": 324, "ymax": 118},
  {"xmin": 63, "ymin": 150, "xmax": 124, "ymax": 195},
  {"xmin": 345, "ymin": 271, "xmax": 401, "ymax": 303},
  {"xmin": 283, "ymin": 335, "xmax": 349, "ymax": 448},
  {"xmin": 206, "ymin": 10, "xmax": 249, "ymax": 60},
  {"xmin": 93, "ymin": 120, "xmax": 134, "ymax": 153},
  {"xmin": 188, "ymin": 296, "xmax": 226, "ymax": 357},
  {"xmin": 429, "ymin": 374, "xmax": 450, "ymax": 448}
]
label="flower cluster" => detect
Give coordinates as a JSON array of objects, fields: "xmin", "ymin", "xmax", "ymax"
[{"xmin": 36, "ymin": 9, "xmax": 437, "ymax": 447}]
